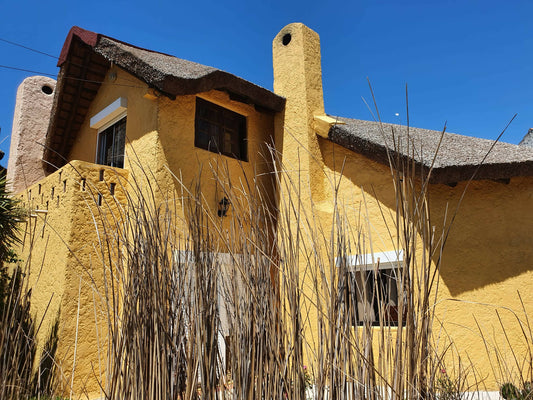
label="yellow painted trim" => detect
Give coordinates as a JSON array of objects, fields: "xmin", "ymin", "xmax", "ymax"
[
  {"xmin": 313, "ymin": 114, "xmax": 345, "ymax": 138},
  {"xmin": 143, "ymin": 88, "xmax": 161, "ymax": 101}
]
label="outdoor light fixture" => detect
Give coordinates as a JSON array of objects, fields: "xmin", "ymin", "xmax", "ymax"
[{"xmin": 218, "ymin": 197, "xmax": 231, "ymax": 217}]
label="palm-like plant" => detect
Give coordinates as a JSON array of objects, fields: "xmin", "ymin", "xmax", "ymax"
[{"xmin": 0, "ymin": 175, "xmax": 24, "ymax": 264}]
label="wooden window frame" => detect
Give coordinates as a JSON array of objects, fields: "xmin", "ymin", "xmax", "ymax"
[{"xmin": 194, "ymin": 97, "xmax": 247, "ymax": 161}]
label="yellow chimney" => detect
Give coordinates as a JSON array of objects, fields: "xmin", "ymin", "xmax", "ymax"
[{"xmin": 273, "ymin": 23, "xmax": 326, "ymax": 200}]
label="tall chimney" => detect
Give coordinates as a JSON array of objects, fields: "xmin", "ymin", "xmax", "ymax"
[
  {"xmin": 272, "ymin": 23, "xmax": 326, "ymax": 199},
  {"xmin": 7, "ymin": 76, "xmax": 56, "ymax": 193}
]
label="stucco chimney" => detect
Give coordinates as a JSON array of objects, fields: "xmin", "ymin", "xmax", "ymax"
[
  {"xmin": 273, "ymin": 23, "xmax": 325, "ymax": 118},
  {"xmin": 272, "ymin": 23, "xmax": 326, "ymax": 199},
  {"xmin": 7, "ymin": 76, "xmax": 56, "ymax": 193}
]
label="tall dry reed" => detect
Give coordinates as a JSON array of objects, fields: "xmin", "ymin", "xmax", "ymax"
[
  {"xmin": 0, "ymin": 184, "xmax": 59, "ymax": 400},
  {"xmin": 89, "ymin": 121, "xmax": 477, "ymax": 400}
]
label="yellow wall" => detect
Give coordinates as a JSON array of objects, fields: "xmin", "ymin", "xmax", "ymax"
[
  {"xmin": 19, "ymin": 66, "xmax": 278, "ymax": 397},
  {"xmin": 318, "ymin": 136, "xmax": 533, "ymax": 388},
  {"xmin": 157, "ymin": 89, "xmax": 277, "ymax": 248},
  {"xmin": 273, "ymin": 23, "xmax": 326, "ymax": 202},
  {"xmin": 68, "ymin": 67, "xmax": 277, "ymax": 249},
  {"xmin": 12, "ymin": 22, "xmax": 533, "ymax": 396},
  {"xmin": 272, "ymin": 22, "xmax": 533, "ymax": 389},
  {"xmin": 68, "ymin": 68, "xmax": 158, "ymax": 170},
  {"xmin": 14, "ymin": 160, "xmax": 128, "ymax": 398},
  {"xmin": 430, "ymin": 176, "xmax": 533, "ymax": 384}
]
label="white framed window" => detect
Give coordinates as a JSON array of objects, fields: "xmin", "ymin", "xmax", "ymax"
[
  {"xmin": 90, "ymin": 97, "xmax": 127, "ymax": 168},
  {"xmin": 338, "ymin": 250, "xmax": 406, "ymax": 326},
  {"xmin": 96, "ymin": 117, "xmax": 126, "ymax": 168}
]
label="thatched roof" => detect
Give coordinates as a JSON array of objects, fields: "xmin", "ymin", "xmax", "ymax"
[
  {"xmin": 42, "ymin": 27, "xmax": 533, "ymax": 183},
  {"xmin": 328, "ymin": 117, "xmax": 533, "ymax": 184},
  {"xmin": 85, "ymin": 36, "xmax": 284, "ymax": 109},
  {"xmin": 43, "ymin": 26, "xmax": 284, "ymax": 170}
]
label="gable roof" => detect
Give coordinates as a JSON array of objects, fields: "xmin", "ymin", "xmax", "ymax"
[
  {"xmin": 327, "ymin": 117, "xmax": 533, "ymax": 184},
  {"xmin": 43, "ymin": 26, "xmax": 285, "ymax": 170}
]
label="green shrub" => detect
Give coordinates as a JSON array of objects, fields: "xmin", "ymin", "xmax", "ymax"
[{"xmin": 500, "ymin": 382, "xmax": 533, "ymax": 400}]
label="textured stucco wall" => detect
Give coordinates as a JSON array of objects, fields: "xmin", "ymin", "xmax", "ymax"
[
  {"xmin": 68, "ymin": 68, "xmax": 158, "ymax": 168},
  {"xmin": 273, "ymin": 21, "xmax": 533, "ymax": 389},
  {"xmin": 319, "ymin": 138, "xmax": 533, "ymax": 388},
  {"xmin": 12, "ymin": 21, "xmax": 532, "ymax": 396},
  {"xmin": 157, "ymin": 88, "xmax": 277, "ymax": 247},
  {"xmin": 7, "ymin": 76, "xmax": 56, "ymax": 193},
  {"xmin": 273, "ymin": 23, "xmax": 325, "ymax": 201},
  {"xmin": 272, "ymin": 23, "xmax": 329, "ymax": 367},
  {"xmin": 429, "ymin": 175, "xmax": 533, "ymax": 384},
  {"xmin": 14, "ymin": 160, "xmax": 128, "ymax": 398},
  {"xmin": 70, "ymin": 66, "xmax": 277, "ymax": 247},
  {"xmin": 38, "ymin": 66, "xmax": 276, "ymax": 396}
]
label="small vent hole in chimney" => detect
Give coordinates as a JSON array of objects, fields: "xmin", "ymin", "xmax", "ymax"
[
  {"xmin": 282, "ymin": 33, "xmax": 291, "ymax": 46},
  {"xmin": 42, "ymin": 85, "xmax": 53, "ymax": 95}
]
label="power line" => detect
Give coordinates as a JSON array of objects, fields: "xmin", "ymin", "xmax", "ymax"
[
  {"xmin": 0, "ymin": 36, "xmax": 90, "ymax": 72},
  {"xmin": 0, "ymin": 36, "xmax": 147, "ymax": 87},
  {"xmin": 0, "ymin": 64, "xmax": 56, "ymax": 76},
  {"xmin": 0, "ymin": 36, "xmax": 93, "ymax": 74},
  {"xmin": 0, "ymin": 36, "xmax": 153, "ymax": 87},
  {"xmin": 0, "ymin": 37, "xmax": 58, "ymax": 59},
  {"xmin": 0, "ymin": 64, "xmax": 147, "ymax": 89}
]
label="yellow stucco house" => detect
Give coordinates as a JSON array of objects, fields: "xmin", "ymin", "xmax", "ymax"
[{"xmin": 7, "ymin": 23, "xmax": 533, "ymax": 397}]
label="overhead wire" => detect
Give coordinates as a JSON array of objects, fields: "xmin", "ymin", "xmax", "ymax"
[
  {"xmin": 0, "ymin": 36, "xmax": 148, "ymax": 89},
  {"xmin": 0, "ymin": 37, "xmax": 58, "ymax": 59},
  {"xmin": 0, "ymin": 64, "xmax": 148, "ymax": 91},
  {"xmin": 0, "ymin": 64, "xmax": 56, "ymax": 77}
]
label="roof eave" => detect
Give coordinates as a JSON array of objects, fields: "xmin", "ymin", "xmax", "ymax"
[
  {"xmin": 43, "ymin": 26, "xmax": 285, "ymax": 170},
  {"xmin": 325, "ymin": 126, "xmax": 533, "ymax": 185},
  {"xmin": 91, "ymin": 37, "xmax": 285, "ymax": 112},
  {"xmin": 44, "ymin": 36, "xmax": 110, "ymax": 171}
]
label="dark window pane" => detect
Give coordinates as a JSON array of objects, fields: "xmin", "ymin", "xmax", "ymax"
[
  {"xmin": 196, "ymin": 130, "xmax": 210, "ymax": 149},
  {"xmin": 194, "ymin": 98, "xmax": 247, "ymax": 161},
  {"xmin": 97, "ymin": 117, "xmax": 126, "ymax": 168},
  {"xmin": 197, "ymin": 119, "xmax": 210, "ymax": 133},
  {"xmin": 112, "ymin": 121, "xmax": 125, "ymax": 168},
  {"xmin": 348, "ymin": 266, "xmax": 405, "ymax": 327}
]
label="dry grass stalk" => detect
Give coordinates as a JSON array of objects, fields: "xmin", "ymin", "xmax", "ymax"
[
  {"xmin": 5, "ymin": 110, "xmax": 498, "ymax": 399},
  {"xmin": 89, "ymin": 123, "xmax": 478, "ymax": 400},
  {"xmin": 0, "ymin": 192, "xmax": 60, "ymax": 400},
  {"xmin": 476, "ymin": 292, "xmax": 533, "ymax": 397},
  {"xmin": 0, "ymin": 258, "xmax": 59, "ymax": 399}
]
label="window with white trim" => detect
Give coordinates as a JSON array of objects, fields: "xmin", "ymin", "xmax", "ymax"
[
  {"xmin": 96, "ymin": 117, "xmax": 126, "ymax": 168},
  {"xmin": 90, "ymin": 97, "xmax": 127, "ymax": 168},
  {"xmin": 339, "ymin": 250, "xmax": 406, "ymax": 326}
]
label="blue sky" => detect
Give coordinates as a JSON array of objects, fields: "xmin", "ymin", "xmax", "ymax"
[{"xmin": 1, "ymin": 0, "xmax": 532, "ymax": 167}]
